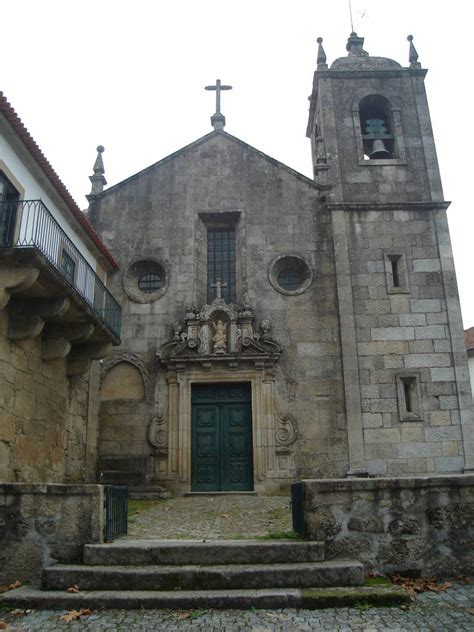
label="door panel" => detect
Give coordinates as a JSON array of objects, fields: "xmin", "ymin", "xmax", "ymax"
[
  {"xmin": 192, "ymin": 405, "xmax": 220, "ymax": 491},
  {"xmin": 191, "ymin": 384, "xmax": 253, "ymax": 492}
]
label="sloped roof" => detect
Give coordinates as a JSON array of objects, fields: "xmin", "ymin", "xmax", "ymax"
[
  {"xmin": 465, "ymin": 327, "xmax": 474, "ymax": 352},
  {"xmin": 99, "ymin": 129, "xmax": 320, "ymax": 197},
  {"xmin": 0, "ymin": 92, "xmax": 119, "ymax": 270}
]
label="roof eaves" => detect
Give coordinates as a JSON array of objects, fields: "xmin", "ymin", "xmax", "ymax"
[{"xmin": 0, "ymin": 92, "xmax": 119, "ymax": 271}]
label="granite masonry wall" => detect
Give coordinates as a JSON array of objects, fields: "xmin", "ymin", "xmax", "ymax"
[
  {"xmin": 301, "ymin": 475, "xmax": 474, "ymax": 577},
  {"xmin": 89, "ymin": 132, "xmax": 349, "ymax": 488},
  {"xmin": 0, "ymin": 483, "xmax": 104, "ymax": 584},
  {"xmin": 0, "ymin": 310, "xmax": 101, "ymax": 484},
  {"xmin": 345, "ymin": 208, "xmax": 467, "ymax": 475}
]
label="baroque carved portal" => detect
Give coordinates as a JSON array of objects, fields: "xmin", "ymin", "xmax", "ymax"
[
  {"xmin": 149, "ymin": 298, "xmax": 298, "ymax": 493},
  {"xmin": 160, "ymin": 298, "xmax": 281, "ymax": 366}
]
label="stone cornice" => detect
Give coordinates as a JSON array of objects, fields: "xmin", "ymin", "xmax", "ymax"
[{"xmin": 327, "ymin": 201, "xmax": 451, "ymax": 212}]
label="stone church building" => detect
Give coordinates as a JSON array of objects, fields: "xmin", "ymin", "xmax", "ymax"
[{"xmin": 88, "ymin": 33, "xmax": 474, "ymax": 496}]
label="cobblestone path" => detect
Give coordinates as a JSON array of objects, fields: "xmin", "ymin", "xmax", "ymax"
[
  {"xmin": 1, "ymin": 581, "xmax": 473, "ymax": 630},
  {"xmin": 127, "ymin": 495, "xmax": 293, "ymax": 540}
]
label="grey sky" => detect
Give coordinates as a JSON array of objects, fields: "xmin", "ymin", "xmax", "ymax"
[{"xmin": 3, "ymin": 0, "xmax": 472, "ymax": 327}]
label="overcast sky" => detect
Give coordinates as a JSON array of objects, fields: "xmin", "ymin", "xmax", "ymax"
[{"xmin": 3, "ymin": 0, "xmax": 473, "ymax": 328}]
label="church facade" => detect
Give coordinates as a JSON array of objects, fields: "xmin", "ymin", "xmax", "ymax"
[{"xmin": 88, "ymin": 33, "xmax": 474, "ymax": 495}]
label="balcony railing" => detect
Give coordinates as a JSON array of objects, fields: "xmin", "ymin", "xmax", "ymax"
[{"xmin": 0, "ymin": 199, "xmax": 121, "ymax": 338}]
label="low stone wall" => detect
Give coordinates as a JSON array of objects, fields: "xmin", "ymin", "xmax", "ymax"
[
  {"xmin": 301, "ymin": 475, "xmax": 474, "ymax": 577},
  {"xmin": 0, "ymin": 483, "xmax": 104, "ymax": 584}
]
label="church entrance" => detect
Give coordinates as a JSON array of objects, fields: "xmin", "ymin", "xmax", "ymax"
[{"xmin": 191, "ymin": 383, "xmax": 253, "ymax": 492}]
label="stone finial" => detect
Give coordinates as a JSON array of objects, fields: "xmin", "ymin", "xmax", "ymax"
[
  {"xmin": 407, "ymin": 34, "xmax": 421, "ymax": 68},
  {"xmin": 88, "ymin": 145, "xmax": 107, "ymax": 197},
  {"xmin": 317, "ymin": 37, "xmax": 328, "ymax": 70},
  {"xmin": 346, "ymin": 32, "xmax": 368, "ymax": 57}
]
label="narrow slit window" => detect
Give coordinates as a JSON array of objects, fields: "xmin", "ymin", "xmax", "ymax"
[
  {"xmin": 396, "ymin": 373, "xmax": 422, "ymax": 421},
  {"xmin": 384, "ymin": 252, "xmax": 409, "ymax": 294},
  {"xmin": 390, "ymin": 256, "xmax": 401, "ymax": 288},
  {"xmin": 402, "ymin": 378, "xmax": 413, "ymax": 413}
]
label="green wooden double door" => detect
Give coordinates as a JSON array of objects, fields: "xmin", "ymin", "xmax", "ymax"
[{"xmin": 191, "ymin": 383, "xmax": 253, "ymax": 492}]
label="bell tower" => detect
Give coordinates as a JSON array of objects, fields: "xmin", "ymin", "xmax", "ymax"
[
  {"xmin": 307, "ymin": 33, "xmax": 443, "ymax": 203},
  {"xmin": 307, "ymin": 33, "xmax": 474, "ymax": 477}
]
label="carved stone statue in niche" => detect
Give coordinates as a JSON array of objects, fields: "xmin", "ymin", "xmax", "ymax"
[
  {"xmin": 212, "ymin": 319, "xmax": 227, "ymax": 353},
  {"xmin": 158, "ymin": 296, "xmax": 281, "ymax": 367}
]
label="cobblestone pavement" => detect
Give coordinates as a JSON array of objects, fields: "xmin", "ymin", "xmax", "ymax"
[
  {"xmin": 127, "ymin": 495, "xmax": 293, "ymax": 540},
  {"xmin": 1, "ymin": 582, "xmax": 473, "ymax": 630}
]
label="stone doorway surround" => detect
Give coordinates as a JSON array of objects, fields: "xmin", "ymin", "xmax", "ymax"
[{"xmin": 148, "ymin": 300, "xmax": 298, "ymax": 495}]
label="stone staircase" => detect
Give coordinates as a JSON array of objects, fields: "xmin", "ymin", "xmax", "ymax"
[{"xmin": 1, "ymin": 539, "xmax": 407, "ymax": 610}]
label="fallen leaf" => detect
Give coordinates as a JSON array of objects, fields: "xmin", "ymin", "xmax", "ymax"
[
  {"xmin": 7, "ymin": 580, "xmax": 21, "ymax": 591},
  {"xmin": 164, "ymin": 507, "xmax": 172, "ymax": 512},
  {"xmin": 0, "ymin": 622, "xmax": 11, "ymax": 630},
  {"xmin": 58, "ymin": 608, "xmax": 91, "ymax": 622},
  {"xmin": 66, "ymin": 585, "xmax": 80, "ymax": 593},
  {"xmin": 393, "ymin": 575, "xmax": 453, "ymax": 595},
  {"xmin": 220, "ymin": 514, "xmax": 228, "ymax": 518},
  {"xmin": 177, "ymin": 612, "xmax": 190, "ymax": 620},
  {"xmin": 465, "ymin": 608, "xmax": 474, "ymax": 615}
]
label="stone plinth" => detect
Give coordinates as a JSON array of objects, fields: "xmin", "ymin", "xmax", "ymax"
[
  {"xmin": 300, "ymin": 474, "xmax": 474, "ymax": 576},
  {"xmin": 0, "ymin": 483, "xmax": 104, "ymax": 584}
]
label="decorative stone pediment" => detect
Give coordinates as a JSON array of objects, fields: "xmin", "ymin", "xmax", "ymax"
[{"xmin": 158, "ymin": 299, "xmax": 281, "ymax": 369}]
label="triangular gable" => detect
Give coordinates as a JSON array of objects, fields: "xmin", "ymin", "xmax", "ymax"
[{"xmin": 99, "ymin": 130, "xmax": 320, "ymax": 197}]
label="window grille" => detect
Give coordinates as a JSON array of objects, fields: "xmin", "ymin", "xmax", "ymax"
[{"xmin": 207, "ymin": 229, "xmax": 236, "ymax": 303}]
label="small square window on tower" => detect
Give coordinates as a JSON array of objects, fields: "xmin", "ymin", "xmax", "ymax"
[
  {"xmin": 395, "ymin": 372, "xmax": 423, "ymax": 422},
  {"xmin": 384, "ymin": 252, "xmax": 409, "ymax": 294}
]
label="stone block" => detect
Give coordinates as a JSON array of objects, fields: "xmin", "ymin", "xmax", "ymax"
[
  {"xmin": 414, "ymin": 325, "xmax": 446, "ymax": 340},
  {"xmin": 399, "ymin": 314, "xmax": 426, "ymax": 326},
  {"xmin": 369, "ymin": 398, "xmax": 398, "ymax": 413},
  {"xmin": 435, "ymin": 456, "xmax": 464, "ymax": 472},
  {"xmin": 431, "ymin": 367, "xmax": 455, "ymax": 382},
  {"xmin": 425, "ymin": 426, "xmax": 462, "ymax": 442},
  {"xmin": 410, "ymin": 299, "xmax": 442, "ymax": 313},
  {"xmin": 362, "ymin": 413, "xmax": 383, "ymax": 428},
  {"xmin": 364, "ymin": 427, "xmax": 401, "ymax": 444},
  {"xmin": 412, "ymin": 259, "xmax": 441, "ymax": 272},
  {"xmin": 405, "ymin": 353, "xmax": 451, "ymax": 368},
  {"xmin": 392, "ymin": 442, "xmax": 442, "ymax": 459},
  {"xmin": 371, "ymin": 327, "xmax": 414, "ymax": 341},
  {"xmin": 357, "ymin": 341, "xmax": 409, "ymax": 356},
  {"xmin": 442, "ymin": 442, "xmax": 460, "ymax": 457}
]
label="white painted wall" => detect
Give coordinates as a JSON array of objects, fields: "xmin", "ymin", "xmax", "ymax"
[{"xmin": 0, "ymin": 132, "xmax": 98, "ymax": 270}]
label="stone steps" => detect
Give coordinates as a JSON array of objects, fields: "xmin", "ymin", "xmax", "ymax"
[
  {"xmin": 2, "ymin": 539, "xmax": 370, "ymax": 610},
  {"xmin": 3, "ymin": 585, "xmax": 410, "ymax": 610},
  {"xmin": 83, "ymin": 539, "xmax": 326, "ymax": 566},
  {"xmin": 43, "ymin": 560, "xmax": 363, "ymax": 591}
]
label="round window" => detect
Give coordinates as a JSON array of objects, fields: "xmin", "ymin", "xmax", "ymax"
[
  {"xmin": 122, "ymin": 259, "xmax": 169, "ymax": 303},
  {"xmin": 138, "ymin": 273, "xmax": 163, "ymax": 293},
  {"xmin": 269, "ymin": 255, "xmax": 313, "ymax": 296}
]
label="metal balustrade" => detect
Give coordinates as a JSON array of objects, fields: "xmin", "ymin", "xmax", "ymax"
[{"xmin": 0, "ymin": 199, "xmax": 121, "ymax": 337}]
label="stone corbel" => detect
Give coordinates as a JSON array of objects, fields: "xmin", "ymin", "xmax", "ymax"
[
  {"xmin": 44, "ymin": 322, "xmax": 95, "ymax": 343},
  {"xmin": 67, "ymin": 341, "xmax": 112, "ymax": 376},
  {"xmin": 8, "ymin": 297, "xmax": 70, "ymax": 341},
  {"xmin": 42, "ymin": 323, "xmax": 95, "ymax": 362},
  {"xmin": 0, "ymin": 264, "xmax": 40, "ymax": 311}
]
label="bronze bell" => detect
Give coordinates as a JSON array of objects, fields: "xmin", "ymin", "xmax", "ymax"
[{"xmin": 369, "ymin": 138, "xmax": 391, "ymax": 159}]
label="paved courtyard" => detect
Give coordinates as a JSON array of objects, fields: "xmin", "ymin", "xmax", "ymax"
[
  {"xmin": 127, "ymin": 495, "xmax": 293, "ymax": 540},
  {"xmin": 1, "ymin": 581, "xmax": 473, "ymax": 630}
]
